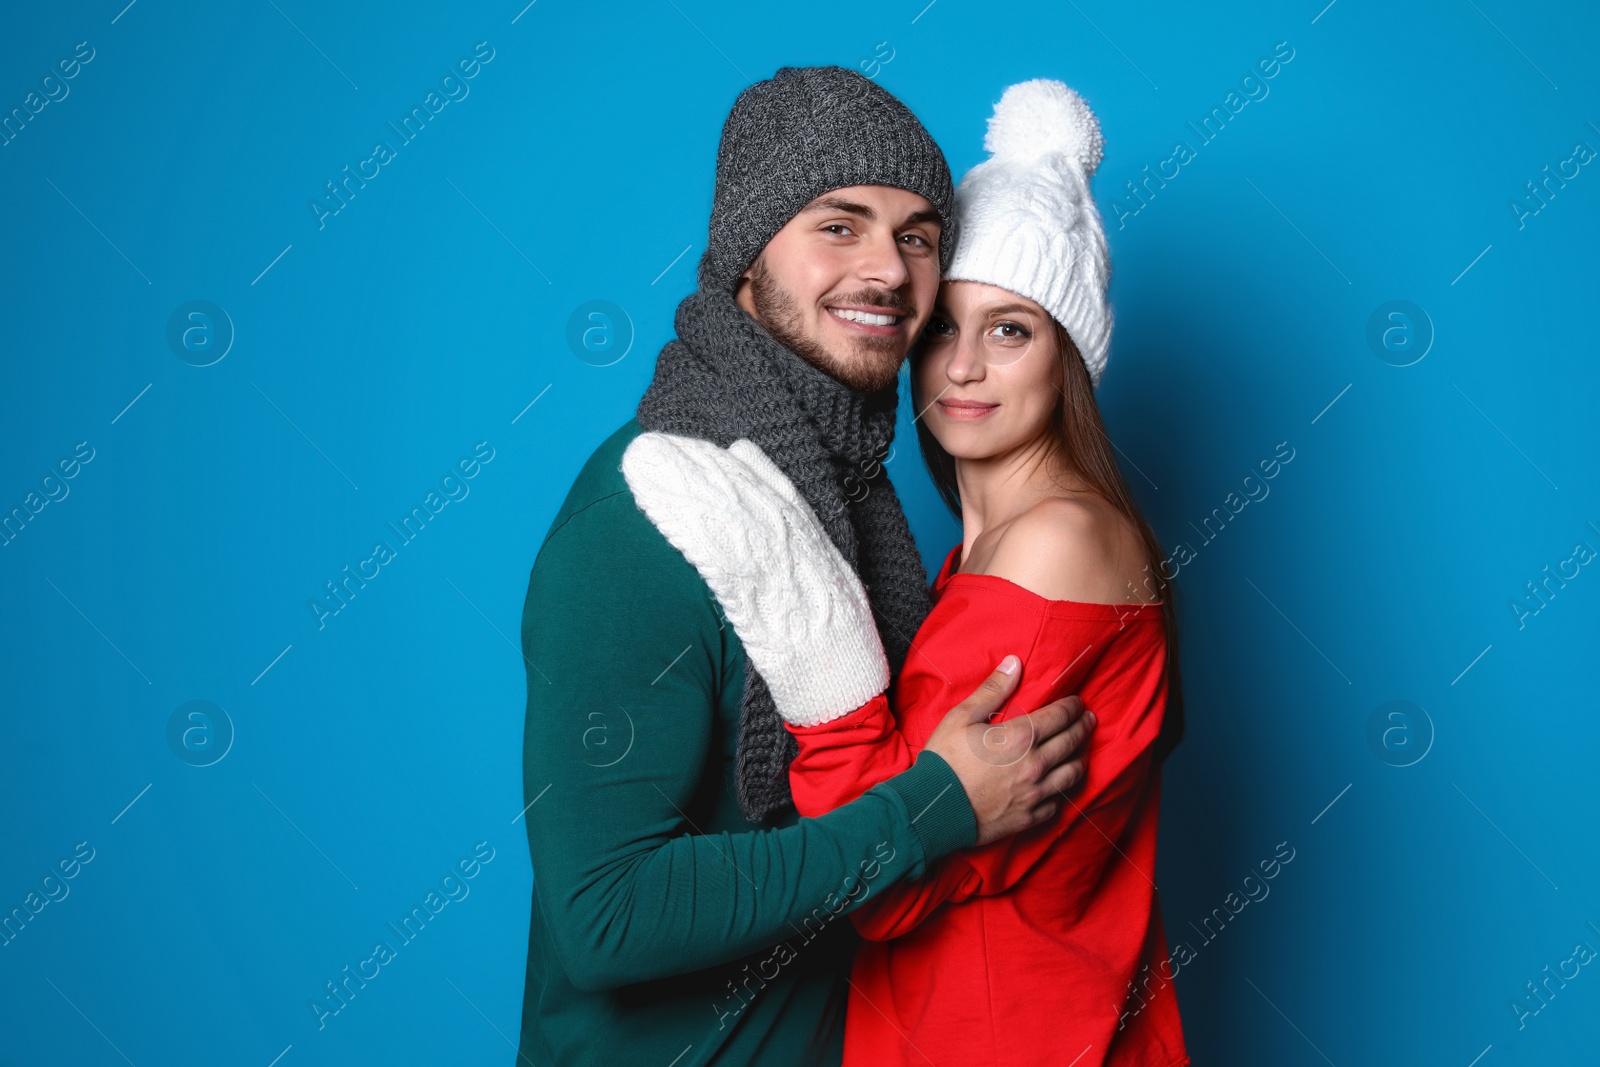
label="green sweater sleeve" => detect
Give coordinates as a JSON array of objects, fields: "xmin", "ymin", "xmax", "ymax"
[{"xmin": 521, "ymin": 488, "xmax": 976, "ymax": 993}]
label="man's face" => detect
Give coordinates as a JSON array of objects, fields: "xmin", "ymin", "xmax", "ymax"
[{"xmin": 734, "ymin": 185, "xmax": 942, "ymax": 393}]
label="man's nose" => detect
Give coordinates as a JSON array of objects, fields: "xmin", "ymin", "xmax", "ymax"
[{"xmin": 853, "ymin": 231, "xmax": 910, "ymax": 292}]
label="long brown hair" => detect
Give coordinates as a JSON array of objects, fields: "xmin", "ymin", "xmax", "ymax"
[{"xmin": 912, "ymin": 320, "xmax": 1184, "ymax": 762}]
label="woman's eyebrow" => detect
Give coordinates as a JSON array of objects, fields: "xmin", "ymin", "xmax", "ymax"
[{"xmin": 977, "ymin": 303, "xmax": 1038, "ymax": 317}]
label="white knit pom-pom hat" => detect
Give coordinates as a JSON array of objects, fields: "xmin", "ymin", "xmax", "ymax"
[{"xmin": 944, "ymin": 79, "xmax": 1113, "ymax": 387}]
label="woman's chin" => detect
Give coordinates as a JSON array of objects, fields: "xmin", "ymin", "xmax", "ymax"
[{"xmin": 927, "ymin": 425, "xmax": 993, "ymax": 461}]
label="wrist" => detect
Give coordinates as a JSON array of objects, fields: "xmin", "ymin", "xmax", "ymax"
[{"xmin": 876, "ymin": 751, "xmax": 980, "ymax": 864}]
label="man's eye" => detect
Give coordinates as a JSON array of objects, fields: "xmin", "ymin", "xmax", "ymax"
[
  {"xmin": 900, "ymin": 233, "xmax": 930, "ymax": 247},
  {"xmin": 824, "ymin": 224, "xmax": 854, "ymax": 236}
]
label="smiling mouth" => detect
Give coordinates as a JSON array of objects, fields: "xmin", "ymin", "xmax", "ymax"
[{"xmin": 827, "ymin": 307, "xmax": 905, "ymax": 327}]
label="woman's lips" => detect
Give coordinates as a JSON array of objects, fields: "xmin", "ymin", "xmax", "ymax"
[{"xmin": 937, "ymin": 399, "xmax": 998, "ymax": 420}]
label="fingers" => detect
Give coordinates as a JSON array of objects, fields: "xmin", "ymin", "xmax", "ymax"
[
  {"xmin": 948, "ymin": 656, "xmax": 1022, "ymax": 727},
  {"xmin": 1031, "ymin": 704, "xmax": 1095, "ymax": 774},
  {"xmin": 1028, "ymin": 798, "xmax": 1061, "ymax": 825},
  {"xmin": 1023, "ymin": 700, "xmax": 1094, "ymax": 807},
  {"xmin": 1040, "ymin": 754, "xmax": 1086, "ymax": 798},
  {"xmin": 1021, "ymin": 694, "xmax": 1084, "ymax": 742}
]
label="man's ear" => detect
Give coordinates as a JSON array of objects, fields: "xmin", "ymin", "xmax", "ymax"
[{"xmin": 732, "ymin": 274, "xmax": 754, "ymax": 316}]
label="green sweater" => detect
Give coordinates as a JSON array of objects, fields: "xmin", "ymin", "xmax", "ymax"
[{"xmin": 516, "ymin": 418, "xmax": 978, "ymax": 1066}]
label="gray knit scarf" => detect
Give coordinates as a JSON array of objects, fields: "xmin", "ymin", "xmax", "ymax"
[{"xmin": 636, "ymin": 286, "xmax": 932, "ymax": 824}]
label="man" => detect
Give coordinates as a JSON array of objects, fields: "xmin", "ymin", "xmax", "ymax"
[{"xmin": 517, "ymin": 66, "xmax": 1093, "ymax": 1066}]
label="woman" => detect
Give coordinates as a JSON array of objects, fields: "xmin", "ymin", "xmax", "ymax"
[{"xmin": 628, "ymin": 81, "xmax": 1187, "ymax": 1065}]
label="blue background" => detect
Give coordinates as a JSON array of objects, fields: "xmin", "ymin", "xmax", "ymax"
[{"xmin": 3, "ymin": 1, "xmax": 1597, "ymax": 1064}]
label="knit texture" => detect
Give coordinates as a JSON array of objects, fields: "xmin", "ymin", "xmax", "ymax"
[
  {"xmin": 697, "ymin": 65, "xmax": 957, "ymax": 292},
  {"xmin": 622, "ymin": 434, "xmax": 890, "ymax": 728},
  {"xmin": 634, "ymin": 286, "xmax": 931, "ymax": 823},
  {"xmin": 944, "ymin": 80, "xmax": 1114, "ymax": 385}
]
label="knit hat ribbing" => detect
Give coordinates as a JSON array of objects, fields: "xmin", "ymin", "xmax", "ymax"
[
  {"xmin": 698, "ymin": 66, "xmax": 956, "ymax": 291},
  {"xmin": 944, "ymin": 80, "xmax": 1114, "ymax": 386}
]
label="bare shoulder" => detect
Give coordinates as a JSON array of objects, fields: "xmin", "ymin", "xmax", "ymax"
[{"xmin": 982, "ymin": 496, "xmax": 1156, "ymax": 604}]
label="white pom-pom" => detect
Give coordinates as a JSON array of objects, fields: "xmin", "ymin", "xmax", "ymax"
[{"xmin": 982, "ymin": 79, "xmax": 1104, "ymax": 175}]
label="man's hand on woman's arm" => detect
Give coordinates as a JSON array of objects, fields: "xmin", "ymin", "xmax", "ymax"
[
  {"xmin": 923, "ymin": 657, "xmax": 1095, "ymax": 847},
  {"xmin": 524, "ymin": 484, "xmax": 980, "ymax": 992},
  {"xmin": 623, "ymin": 430, "xmax": 1097, "ymax": 849}
]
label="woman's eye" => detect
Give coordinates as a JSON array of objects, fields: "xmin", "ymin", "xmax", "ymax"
[
  {"xmin": 923, "ymin": 319, "xmax": 953, "ymax": 338},
  {"xmin": 990, "ymin": 321, "xmax": 1031, "ymax": 340}
]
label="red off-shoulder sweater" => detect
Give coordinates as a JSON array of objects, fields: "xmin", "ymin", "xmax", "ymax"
[{"xmin": 785, "ymin": 543, "xmax": 1189, "ymax": 1067}]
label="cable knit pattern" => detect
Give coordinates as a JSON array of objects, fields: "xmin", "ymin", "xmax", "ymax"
[
  {"xmin": 634, "ymin": 285, "xmax": 931, "ymax": 823},
  {"xmin": 945, "ymin": 79, "xmax": 1114, "ymax": 385},
  {"xmin": 622, "ymin": 434, "xmax": 889, "ymax": 728}
]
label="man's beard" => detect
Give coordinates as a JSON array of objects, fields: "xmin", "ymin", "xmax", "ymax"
[{"xmin": 746, "ymin": 255, "xmax": 910, "ymax": 394}]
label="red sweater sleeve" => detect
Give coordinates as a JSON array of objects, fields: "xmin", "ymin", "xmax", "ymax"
[
  {"xmin": 784, "ymin": 693, "xmax": 978, "ymax": 938},
  {"xmin": 783, "ymin": 691, "xmax": 916, "ymax": 817},
  {"xmin": 785, "ymin": 587, "xmax": 1168, "ymax": 942}
]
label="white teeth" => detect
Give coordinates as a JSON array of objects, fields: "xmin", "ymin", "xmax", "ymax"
[{"xmin": 829, "ymin": 308, "xmax": 899, "ymax": 326}]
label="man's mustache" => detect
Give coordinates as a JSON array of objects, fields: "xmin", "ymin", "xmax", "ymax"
[{"xmin": 825, "ymin": 288, "xmax": 915, "ymax": 316}]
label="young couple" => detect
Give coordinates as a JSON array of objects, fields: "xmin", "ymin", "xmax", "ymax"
[{"xmin": 518, "ymin": 65, "xmax": 1187, "ymax": 1067}]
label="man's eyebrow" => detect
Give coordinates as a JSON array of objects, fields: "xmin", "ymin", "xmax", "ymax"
[
  {"xmin": 799, "ymin": 196, "xmax": 877, "ymax": 219},
  {"xmin": 798, "ymin": 197, "xmax": 942, "ymax": 229}
]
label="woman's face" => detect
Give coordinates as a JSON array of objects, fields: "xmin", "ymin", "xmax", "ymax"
[{"xmin": 913, "ymin": 280, "xmax": 1063, "ymax": 461}]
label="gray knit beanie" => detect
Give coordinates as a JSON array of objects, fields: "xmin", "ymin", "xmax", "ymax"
[{"xmin": 697, "ymin": 65, "xmax": 956, "ymax": 291}]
